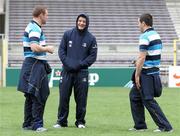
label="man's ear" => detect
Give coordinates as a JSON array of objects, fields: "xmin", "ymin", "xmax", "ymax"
[{"xmin": 142, "ymin": 21, "xmax": 146, "ymax": 26}]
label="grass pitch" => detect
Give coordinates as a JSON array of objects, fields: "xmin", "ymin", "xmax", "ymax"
[{"xmin": 0, "ymin": 87, "xmax": 179, "ymax": 136}]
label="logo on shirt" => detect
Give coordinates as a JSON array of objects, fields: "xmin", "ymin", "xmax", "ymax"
[
  {"xmin": 69, "ymin": 41, "xmax": 72, "ymax": 47},
  {"xmin": 82, "ymin": 43, "xmax": 87, "ymax": 48}
]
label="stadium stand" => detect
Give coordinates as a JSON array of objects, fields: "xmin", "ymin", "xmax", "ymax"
[
  {"xmin": 166, "ymin": 0, "xmax": 180, "ymax": 38},
  {"xmin": 7, "ymin": 0, "xmax": 179, "ymax": 67},
  {"xmin": 165, "ymin": 0, "xmax": 180, "ymax": 67}
]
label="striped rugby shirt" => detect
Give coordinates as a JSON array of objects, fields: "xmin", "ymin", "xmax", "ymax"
[
  {"xmin": 139, "ymin": 27, "xmax": 162, "ymax": 75},
  {"xmin": 22, "ymin": 20, "xmax": 47, "ymax": 60}
]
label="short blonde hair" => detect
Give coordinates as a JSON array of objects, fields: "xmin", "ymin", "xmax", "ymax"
[{"xmin": 32, "ymin": 5, "xmax": 47, "ymax": 17}]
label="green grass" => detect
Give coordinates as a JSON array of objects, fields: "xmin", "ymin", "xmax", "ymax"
[{"xmin": 0, "ymin": 87, "xmax": 180, "ymax": 136}]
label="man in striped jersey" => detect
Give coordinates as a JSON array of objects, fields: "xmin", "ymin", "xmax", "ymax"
[
  {"xmin": 17, "ymin": 5, "xmax": 54, "ymax": 132},
  {"xmin": 129, "ymin": 13, "xmax": 173, "ymax": 132}
]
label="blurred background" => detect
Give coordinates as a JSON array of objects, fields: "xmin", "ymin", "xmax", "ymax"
[{"xmin": 1, "ymin": 0, "xmax": 180, "ymax": 87}]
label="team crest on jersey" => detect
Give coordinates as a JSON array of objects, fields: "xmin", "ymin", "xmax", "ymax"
[
  {"xmin": 82, "ymin": 43, "xmax": 87, "ymax": 47},
  {"xmin": 69, "ymin": 41, "xmax": 72, "ymax": 47}
]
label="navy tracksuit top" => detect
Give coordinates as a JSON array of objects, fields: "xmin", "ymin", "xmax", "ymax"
[{"xmin": 58, "ymin": 14, "xmax": 97, "ymax": 72}]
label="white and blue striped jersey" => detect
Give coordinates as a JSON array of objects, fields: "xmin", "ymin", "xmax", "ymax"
[
  {"xmin": 22, "ymin": 20, "xmax": 47, "ymax": 60},
  {"xmin": 139, "ymin": 27, "xmax": 162, "ymax": 74}
]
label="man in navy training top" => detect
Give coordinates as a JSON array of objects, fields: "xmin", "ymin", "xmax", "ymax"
[
  {"xmin": 53, "ymin": 13, "xmax": 97, "ymax": 129},
  {"xmin": 129, "ymin": 13, "xmax": 173, "ymax": 132}
]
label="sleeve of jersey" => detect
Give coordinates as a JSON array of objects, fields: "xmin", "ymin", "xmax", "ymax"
[
  {"xmin": 59, "ymin": 32, "xmax": 67, "ymax": 64},
  {"xmin": 139, "ymin": 35, "xmax": 149, "ymax": 52},
  {"xmin": 29, "ymin": 27, "xmax": 41, "ymax": 44}
]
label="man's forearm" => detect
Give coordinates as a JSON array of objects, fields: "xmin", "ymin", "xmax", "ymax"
[{"xmin": 136, "ymin": 58, "xmax": 144, "ymax": 76}]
